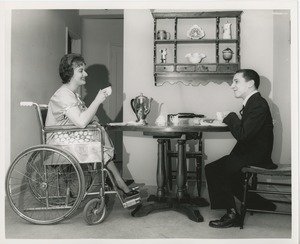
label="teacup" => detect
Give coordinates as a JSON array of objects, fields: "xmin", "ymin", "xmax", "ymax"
[
  {"xmin": 157, "ymin": 30, "xmax": 171, "ymax": 40},
  {"xmin": 193, "ymin": 118, "xmax": 201, "ymax": 125},
  {"xmin": 103, "ymin": 86, "xmax": 112, "ymax": 96},
  {"xmin": 216, "ymin": 111, "xmax": 230, "ymax": 121},
  {"xmin": 170, "ymin": 115, "xmax": 179, "ymax": 125}
]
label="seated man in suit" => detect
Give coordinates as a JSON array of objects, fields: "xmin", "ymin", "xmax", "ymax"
[{"xmin": 205, "ymin": 69, "xmax": 277, "ymax": 228}]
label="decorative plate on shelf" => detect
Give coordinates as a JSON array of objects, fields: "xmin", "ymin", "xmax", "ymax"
[{"xmin": 187, "ymin": 25, "xmax": 205, "ymax": 40}]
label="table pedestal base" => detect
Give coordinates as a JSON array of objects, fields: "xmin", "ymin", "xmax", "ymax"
[{"xmin": 131, "ymin": 194, "xmax": 209, "ymax": 222}]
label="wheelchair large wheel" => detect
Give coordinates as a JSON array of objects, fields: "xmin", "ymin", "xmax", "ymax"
[
  {"xmin": 5, "ymin": 145, "xmax": 85, "ymax": 225},
  {"xmin": 83, "ymin": 197, "xmax": 107, "ymax": 225}
]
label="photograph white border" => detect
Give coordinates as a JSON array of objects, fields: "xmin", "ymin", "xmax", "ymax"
[{"xmin": 0, "ymin": 1, "xmax": 299, "ymax": 244}]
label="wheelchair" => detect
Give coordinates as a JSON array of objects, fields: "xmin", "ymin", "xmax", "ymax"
[{"xmin": 5, "ymin": 102, "xmax": 141, "ymax": 225}]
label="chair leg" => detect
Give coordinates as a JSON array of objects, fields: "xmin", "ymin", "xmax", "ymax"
[
  {"xmin": 240, "ymin": 172, "xmax": 251, "ymax": 229},
  {"xmin": 251, "ymin": 173, "xmax": 258, "ymax": 190},
  {"xmin": 248, "ymin": 173, "xmax": 258, "ymax": 216},
  {"xmin": 195, "ymin": 156, "xmax": 202, "ymax": 197}
]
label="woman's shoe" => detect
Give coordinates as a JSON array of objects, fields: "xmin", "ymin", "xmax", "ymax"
[
  {"xmin": 116, "ymin": 186, "xmax": 139, "ymax": 199},
  {"xmin": 124, "ymin": 190, "xmax": 139, "ymax": 199}
]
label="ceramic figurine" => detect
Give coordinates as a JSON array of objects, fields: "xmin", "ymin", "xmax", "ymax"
[{"xmin": 160, "ymin": 49, "xmax": 167, "ymax": 63}]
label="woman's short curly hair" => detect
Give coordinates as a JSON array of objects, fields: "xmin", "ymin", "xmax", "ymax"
[{"xmin": 59, "ymin": 53, "xmax": 86, "ymax": 84}]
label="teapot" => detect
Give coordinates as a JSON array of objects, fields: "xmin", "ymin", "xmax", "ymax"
[
  {"xmin": 185, "ymin": 52, "xmax": 206, "ymax": 64},
  {"xmin": 131, "ymin": 93, "xmax": 153, "ymax": 125}
]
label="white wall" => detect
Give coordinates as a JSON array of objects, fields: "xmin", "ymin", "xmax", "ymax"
[
  {"xmin": 81, "ymin": 18, "xmax": 124, "ymax": 161},
  {"xmin": 123, "ymin": 10, "xmax": 291, "ymax": 185},
  {"xmin": 6, "ymin": 9, "xmax": 292, "ymax": 187},
  {"xmin": 10, "ymin": 10, "xmax": 81, "ymax": 162},
  {"xmin": 272, "ymin": 10, "xmax": 291, "ymax": 164},
  {"xmin": 81, "ymin": 19, "xmax": 123, "ymax": 68}
]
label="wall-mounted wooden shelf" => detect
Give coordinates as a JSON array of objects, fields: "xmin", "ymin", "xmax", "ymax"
[{"xmin": 152, "ymin": 11, "xmax": 243, "ymax": 86}]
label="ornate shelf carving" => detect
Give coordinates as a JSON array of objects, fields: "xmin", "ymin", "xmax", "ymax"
[{"xmin": 155, "ymin": 73, "xmax": 233, "ymax": 86}]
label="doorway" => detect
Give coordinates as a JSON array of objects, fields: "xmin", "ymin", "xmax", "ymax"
[{"xmin": 65, "ymin": 27, "xmax": 81, "ymax": 54}]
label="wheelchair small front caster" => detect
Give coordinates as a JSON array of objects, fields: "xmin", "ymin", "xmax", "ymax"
[{"xmin": 83, "ymin": 198, "xmax": 107, "ymax": 225}]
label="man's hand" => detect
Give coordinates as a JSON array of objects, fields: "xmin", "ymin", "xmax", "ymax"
[{"xmin": 216, "ymin": 111, "xmax": 231, "ymax": 122}]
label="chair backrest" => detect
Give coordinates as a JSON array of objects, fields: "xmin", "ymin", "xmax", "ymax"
[
  {"xmin": 40, "ymin": 107, "xmax": 48, "ymax": 128},
  {"xmin": 33, "ymin": 103, "xmax": 48, "ymax": 144}
]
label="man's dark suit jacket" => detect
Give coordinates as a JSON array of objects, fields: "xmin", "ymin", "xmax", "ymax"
[{"xmin": 223, "ymin": 92, "xmax": 277, "ymax": 169}]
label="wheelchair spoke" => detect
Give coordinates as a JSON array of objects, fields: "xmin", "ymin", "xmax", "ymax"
[{"xmin": 6, "ymin": 146, "xmax": 85, "ymax": 224}]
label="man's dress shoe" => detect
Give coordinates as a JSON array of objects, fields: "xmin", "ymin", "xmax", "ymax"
[{"xmin": 209, "ymin": 210, "xmax": 240, "ymax": 228}]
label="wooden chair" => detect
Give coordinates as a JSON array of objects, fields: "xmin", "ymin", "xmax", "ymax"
[{"xmin": 240, "ymin": 164, "xmax": 291, "ymax": 229}]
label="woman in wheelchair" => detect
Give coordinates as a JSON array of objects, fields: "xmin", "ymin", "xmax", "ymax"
[{"xmin": 46, "ymin": 53, "xmax": 138, "ymax": 199}]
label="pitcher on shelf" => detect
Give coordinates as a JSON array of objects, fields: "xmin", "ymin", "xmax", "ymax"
[
  {"xmin": 131, "ymin": 93, "xmax": 153, "ymax": 125},
  {"xmin": 222, "ymin": 22, "xmax": 232, "ymax": 39}
]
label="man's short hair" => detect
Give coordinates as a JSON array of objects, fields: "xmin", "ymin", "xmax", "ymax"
[{"xmin": 235, "ymin": 69, "xmax": 260, "ymax": 89}]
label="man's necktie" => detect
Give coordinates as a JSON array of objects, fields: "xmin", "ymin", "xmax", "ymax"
[{"xmin": 239, "ymin": 105, "xmax": 245, "ymax": 116}]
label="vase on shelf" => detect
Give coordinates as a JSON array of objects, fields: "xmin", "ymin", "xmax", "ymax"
[{"xmin": 222, "ymin": 48, "xmax": 234, "ymax": 63}]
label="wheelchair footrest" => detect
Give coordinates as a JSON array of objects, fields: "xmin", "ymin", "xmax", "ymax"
[{"xmin": 122, "ymin": 197, "xmax": 141, "ymax": 208}]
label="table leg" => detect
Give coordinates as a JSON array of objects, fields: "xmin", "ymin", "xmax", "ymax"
[
  {"xmin": 176, "ymin": 139, "xmax": 187, "ymax": 199},
  {"xmin": 131, "ymin": 137, "xmax": 207, "ymax": 222},
  {"xmin": 164, "ymin": 140, "xmax": 172, "ymax": 192},
  {"xmin": 156, "ymin": 139, "xmax": 166, "ymax": 198}
]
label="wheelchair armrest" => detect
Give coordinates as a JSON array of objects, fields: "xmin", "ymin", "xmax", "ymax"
[{"xmin": 44, "ymin": 124, "xmax": 100, "ymax": 133}]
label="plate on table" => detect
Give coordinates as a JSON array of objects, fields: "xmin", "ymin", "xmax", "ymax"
[
  {"xmin": 127, "ymin": 121, "xmax": 145, "ymax": 126},
  {"xmin": 107, "ymin": 122, "xmax": 128, "ymax": 126},
  {"xmin": 194, "ymin": 118, "xmax": 227, "ymax": 127},
  {"xmin": 108, "ymin": 121, "xmax": 144, "ymax": 126},
  {"xmin": 187, "ymin": 25, "xmax": 205, "ymax": 40}
]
